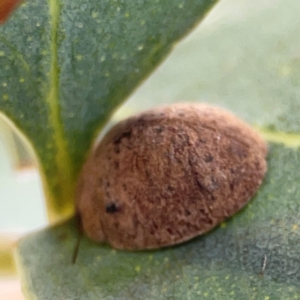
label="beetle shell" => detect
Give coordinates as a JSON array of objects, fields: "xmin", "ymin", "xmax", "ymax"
[{"xmin": 76, "ymin": 103, "xmax": 267, "ymax": 250}]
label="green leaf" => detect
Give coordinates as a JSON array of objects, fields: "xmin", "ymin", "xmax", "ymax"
[
  {"xmin": 123, "ymin": 0, "xmax": 300, "ymax": 133},
  {"xmin": 0, "ymin": 0, "xmax": 218, "ymax": 220},
  {"xmin": 15, "ymin": 0, "xmax": 300, "ymax": 299},
  {"xmin": 15, "ymin": 144, "xmax": 300, "ymax": 299}
]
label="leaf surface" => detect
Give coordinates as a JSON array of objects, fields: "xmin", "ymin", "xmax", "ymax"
[
  {"xmin": 124, "ymin": 0, "xmax": 300, "ymax": 133},
  {"xmin": 15, "ymin": 144, "xmax": 300, "ymax": 299},
  {"xmin": 0, "ymin": 0, "xmax": 218, "ymax": 219}
]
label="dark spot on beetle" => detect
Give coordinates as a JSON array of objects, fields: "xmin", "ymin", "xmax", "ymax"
[
  {"xmin": 114, "ymin": 161, "xmax": 119, "ymax": 169},
  {"xmin": 204, "ymin": 154, "xmax": 214, "ymax": 162},
  {"xmin": 196, "ymin": 179, "xmax": 206, "ymax": 193},
  {"xmin": 199, "ymin": 208, "xmax": 206, "ymax": 215},
  {"xmin": 155, "ymin": 126, "xmax": 164, "ymax": 134},
  {"xmin": 105, "ymin": 203, "xmax": 119, "ymax": 214},
  {"xmin": 199, "ymin": 209, "xmax": 213, "ymax": 224},
  {"xmin": 167, "ymin": 185, "xmax": 175, "ymax": 192},
  {"xmin": 114, "ymin": 130, "xmax": 132, "ymax": 145},
  {"xmin": 185, "ymin": 209, "xmax": 191, "ymax": 216},
  {"xmin": 114, "ymin": 145, "xmax": 120, "ymax": 154},
  {"xmin": 123, "ymin": 184, "xmax": 127, "ymax": 191},
  {"xmin": 113, "ymin": 221, "xmax": 120, "ymax": 229},
  {"xmin": 167, "ymin": 228, "xmax": 174, "ymax": 234}
]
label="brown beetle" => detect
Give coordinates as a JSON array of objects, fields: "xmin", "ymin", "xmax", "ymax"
[{"xmin": 76, "ymin": 103, "xmax": 267, "ymax": 250}]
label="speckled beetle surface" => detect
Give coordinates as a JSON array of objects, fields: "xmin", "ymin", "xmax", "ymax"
[{"xmin": 76, "ymin": 103, "xmax": 267, "ymax": 250}]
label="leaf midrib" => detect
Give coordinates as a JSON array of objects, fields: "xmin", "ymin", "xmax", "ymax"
[
  {"xmin": 47, "ymin": 0, "xmax": 74, "ymax": 216},
  {"xmin": 257, "ymin": 127, "xmax": 300, "ymax": 148}
]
